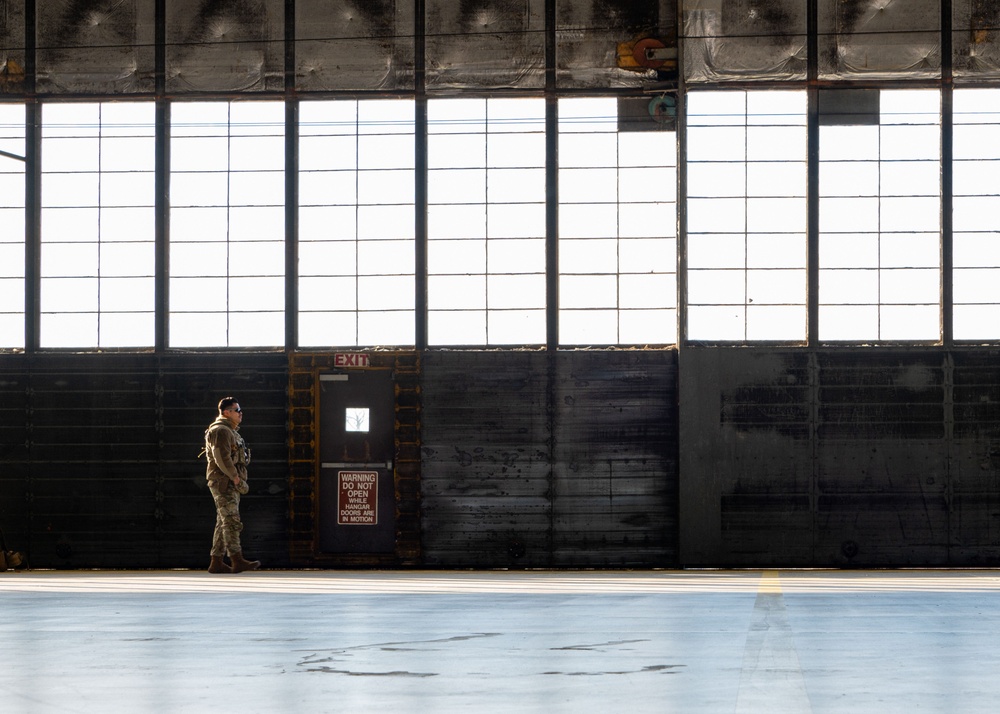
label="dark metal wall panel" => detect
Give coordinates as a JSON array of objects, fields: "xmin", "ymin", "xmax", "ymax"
[
  {"xmin": 155, "ymin": 353, "xmax": 290, "ymax": 568},
  {"xmin": 679, "ymin": 347, "xmax": 1000, "ymax": 568},
  {"xmin": 551, "ymin": 351, "xmax": 678, "ymax": 567},
  {"xmin": 0, "ymin": 352, "xmax": 289, "ymax": 569},
  {"xmin": 421, "ymin": 351, "xmax": 552, "ymax": 567},
  {"xmin": 421, "ymin": 349, "xmax": 679, "ymax": 568}
]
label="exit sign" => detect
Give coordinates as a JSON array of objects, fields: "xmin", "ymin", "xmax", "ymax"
[{"xmin": 334, "ymin": 353, "xmax": 369, "ymax": 367}]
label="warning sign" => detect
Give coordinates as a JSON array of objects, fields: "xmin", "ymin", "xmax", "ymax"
[{"xmin": 337, "ymin": 471, "xmax": 378, "ymax": 525}]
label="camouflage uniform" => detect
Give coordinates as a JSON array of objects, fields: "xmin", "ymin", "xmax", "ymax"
[{"xmin": 205, "ymin": 416, "xmax": 250, "ymax": 558}]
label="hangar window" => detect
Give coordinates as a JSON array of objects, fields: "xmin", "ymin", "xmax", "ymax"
[
  {"xmin": 40, "ymin": 102, "xmax": 156, "ymax": 348},
  {"xmin": 953, "ymin": 88, "xmax": 1000, "ymax": 341},
  {"xmin": 169, "ymin": 101, "xmax": 286, "ymax": 348},
  {"xmin": 428, "ymin": 97, "xmax": 546, "ymax": 346},
  {"xmin": 559, "ymin": 97, "xmax": 678, "ymax": 346},
  {"xmin": 818, "ymin": 89, "xmax": 941, "ymax": 342},
  {"xmin": 0, "ymin": 104, "xmax": 24, "ymax": 349},
  {"xmin": 298, "ymin": 100, "xmax": 416, "ymax": 348},
  {"xmin": 685, "ymin": 90, "xmax": 808, "ymax": 342}
]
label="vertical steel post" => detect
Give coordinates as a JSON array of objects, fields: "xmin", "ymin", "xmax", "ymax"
[
  {"xmin": 415, "ymin": 0, "xmax": 428, "ymax": 351},
  {"xmin": 285, "ymin": 0, "xmax": 299, "ymax": 351}
]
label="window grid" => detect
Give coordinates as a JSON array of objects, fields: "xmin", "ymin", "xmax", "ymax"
[
  {"xmin": 558, "ymin": 97, "xmax": 678, "ymax": 346},
  {"xmin": 298, "ymin": 99, "xmax": 416, "ymax": 348},
  {"xmin": 40, "ymin": 102, "xmax": 156, "ymax": 348},
  {"xmin": 818, "ymin": 89, "xmax": 942, "ymax": 342},
  {"xmin": 427, "ymin": 97, "xmax": 547, "ymax": 346},
  {"xmin": 0, "ymin": 104, "xmax": 25, "ymax": 349},
  {"xmin": 685, "ymin": 90, "xmax": 808, "ymax": 342},
  {"xmin": 169, "ymin": 101, "xmax": 286, "ymax": 348},
  {"xmin": 953, "ymin": 88, "xmax": 1000, "ymax": 341}
]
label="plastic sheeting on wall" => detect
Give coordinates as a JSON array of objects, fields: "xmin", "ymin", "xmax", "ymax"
[
  {"xmin": 683, "ymin": 0, "xmax": 1000, "ymax": 84},
  {"xmin": 4, "ymin": 0, "xmax": 677, "ymax": 96}
]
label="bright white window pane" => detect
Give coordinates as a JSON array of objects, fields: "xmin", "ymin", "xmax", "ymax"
[
  {"xmin": 559, "ymin": 203, "xmax": 619, "ymax": 239},
  {"xmin": 429, "ymin": 275, "xmax": 486, "ymax": 310},
  {"xmin": 688, "ymin": 235, "xmax": 746, "ymax": 269},
  {"xmin": 488, "ymin": 274, "xmax": 545, "ymax": 310},
  {"xmin": 429, "ymin": 311, "xmax": 486, "ymax": 345},
  {"xmin": 879, "ymin": 305, "xmax": 938, "ymax": 340},
  {"xmin": 560, "ymin": 275, "xmax": 617, "ymax": 309},
  {"xmin": 299, "ymin": 277, "xmax": 358, "ymax": 311},
  {"xmin": 358, "ymin": 311, "xmax": 413, "ymax": 346},
  {"xmin": 299, "ymin": 312, "xmax": 359, "ymax": 347},
  {"xmin": 487, "ymin": 310, "xmax": 546, "ymax": 345},
  {"xmin": 40, "ymin": 277, "xmax": 97, "ymax": 311},
  {"xmin": 819, "ymin": 306, "xmax": 878, "ymax": 341},
  {"xmin": 40, "ymin": 313, "xmax": 98, "ymax": 347},
  {"xmin": 99, "ymin": 313, "xmax": 155, "ymax": 348},
  {"xmin": 560, "ymin": 309, "xmax": 618, "ymax": 344},
  {"xmin": 429, "ymin": 239, "xmax": 485, "ymax": 274},
  {"xmin": 820, "ymin": 234, "xmax": 879, "ymax": 268},
  {"xmin": 229, "ymin": 312, "xmax": 285, "ymax": 347},
  {"xmin": 428, "ymin": 168, "xmax": 485, "ymax": 203},
  {"xmin": 489, "ymin": 238, "xmax": 545, "ymax": 273},
  {"xmin": 955, "ymin": 305, "xmax": 1000, "ymax": 340},
  {"xmin": 170, "ymin": 277, "xmax": 227, "ymax": 311},
  {"xmin": 170, "ymin": 313, "xmax": 229, "ymax": 347},
  {"xmin": 687, "ymin": 270, "xmax": 746, "ymax": 305},
  {"xmin": 687, "ymin": 197, "xmax": 746, "ymax": 233},
  {"xmin": 686, "ymin": 306, "xmax": 746, "ymax": 341},
  {"xmin": 747, "ymin": 306, "xmax": 805, "ymax": 341},
  {"xmin": 820, "ymin": 269, "xmax": 879, "ymax": 304},
  {"xmin": 561, "ymin": 239, "xmax": 617, "ymax": 274},
  {"xmin": 620, "ymin": 309, "xmax": 676, "ymax": 344}
]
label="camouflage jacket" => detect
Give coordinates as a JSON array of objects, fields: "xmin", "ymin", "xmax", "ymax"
[{"xmin": 204, "ymin": 416, "xmax": 250, "ymax": 487}]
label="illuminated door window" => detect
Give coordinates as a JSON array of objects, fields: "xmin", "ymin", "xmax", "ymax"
[
  {"xmin": 0, "ymin": 104, "xmax": 25, "ymax": 349},
  {"xmin": 170, "ymin": 101, "xmax": 286, "ymax": 348},
  {"xmin": 40, "ymin": 102, "xmax": 156, "ymax": 348},
  {"xmin": 345, "ymin": 407, "xmax": 370, "ymax": 433}
]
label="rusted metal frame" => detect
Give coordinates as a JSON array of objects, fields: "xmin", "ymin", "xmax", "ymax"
[{"xmin": 414, "ymin": 0, "xmax": 428, "ymax": 351}]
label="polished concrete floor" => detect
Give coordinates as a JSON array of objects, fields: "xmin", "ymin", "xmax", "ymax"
[{"xmin": 2, "ymin": 569, "xmax": 999, "ymax": 713}]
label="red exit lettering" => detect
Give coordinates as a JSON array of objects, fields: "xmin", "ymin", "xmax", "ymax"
[{"xmin": 334, "ymin": 353, "xmax": 369, "ymax": 367}]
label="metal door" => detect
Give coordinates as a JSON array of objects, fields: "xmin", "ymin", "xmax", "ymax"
[{"xmin": 317, "ymin": 368, "xmax": 396, "ymax": 553}]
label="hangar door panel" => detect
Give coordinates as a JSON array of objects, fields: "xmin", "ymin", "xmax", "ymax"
[{"xmin": 318, "ymin": 370, "xmax": 395, "ymax": 554}]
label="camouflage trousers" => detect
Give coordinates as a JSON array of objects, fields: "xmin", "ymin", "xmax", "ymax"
[{"xmin": 208, "ymin": 479, "xmax": 244, "ymax": 557}]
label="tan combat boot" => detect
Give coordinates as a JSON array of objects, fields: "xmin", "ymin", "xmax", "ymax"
[
  {"xmin": 230, "ymin": 552, "xmax": 261, "ymax": 573},
  {"xmin": 207, "ymin": 556, "xmax": 231, "ymax": 574}
]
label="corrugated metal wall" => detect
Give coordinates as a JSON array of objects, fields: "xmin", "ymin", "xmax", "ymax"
[
  {"xmin": 420, "ymin": 350, "xmax": 679, "ymax": 568},
  {"xmin": 0, "ymin": 353, "xmax": 289, "ymax": 569},
  {"xmin": 679, "ymin": 347, "xmax": 1000, "ymax": 568}
]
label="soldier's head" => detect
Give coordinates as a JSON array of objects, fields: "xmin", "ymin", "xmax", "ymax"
[{"xmin": 218, "ymin": 396, "xmax": 243, "ymax": 424}]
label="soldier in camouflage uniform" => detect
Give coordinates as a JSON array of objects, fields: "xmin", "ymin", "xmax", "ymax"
[{"xmin": 204, "ymin": 397, "xmax": 261, "ymax": 574}]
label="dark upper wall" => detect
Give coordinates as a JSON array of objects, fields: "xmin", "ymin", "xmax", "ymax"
[{"xmin": 0, "ymin": 0, "xmax": 678, "ymax": 97}]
